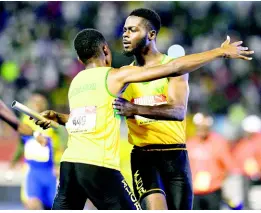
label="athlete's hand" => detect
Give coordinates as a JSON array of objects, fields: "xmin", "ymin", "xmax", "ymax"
[
  {"xmin": 30, "ymin": 110, "xmax": 59, "ymax": 130},
  {"xmin": 112, "ymin": 97, "xmax": 136, "ymax": 118},
  {"xmin": 35, "ymin": 133, "xmax": 48, "ymax": 146},
  {"xmin": 219, "ymin": 36, "xmax": 254, "ymax": 60}
]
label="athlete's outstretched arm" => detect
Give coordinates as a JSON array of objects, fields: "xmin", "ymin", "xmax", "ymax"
[
  {"xmin": 0, "ymin": 99, "xmax": 19, "ymax": 130},
  {"xmin": 113, "ymin": 36, "xmax": 253, "ymax": 87},
  {"xmin": 0, "ymin": 100, "xmax": 33, "ymax": 135},
  {"xmin": 113, "ymin": 75, "xmax": 189, "ymax": 121},
  {"xmin": 34, "ymin": 110, "xmax": 69, "ymax": 129},
  {"xmin": 112, "ymin": 37, "xmax": 253, "ymax": 120}
]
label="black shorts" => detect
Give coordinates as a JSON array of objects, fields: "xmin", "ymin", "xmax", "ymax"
[
  {"xmin": 131, "ymin": 144, "xmax": 193, "ymax": 210},
  {"xmin": 52, "ymin": 162, "xmax": 141, "ymax": 210}
]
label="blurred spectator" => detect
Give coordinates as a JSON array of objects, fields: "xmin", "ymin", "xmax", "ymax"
[
  {"xmin": 232, "ymin": 115, "xmax": 261, "ymax": 180},
  {"xmin": 232, "ymin": 115, "xmax": 261, "ymax": 209},
  {"xmin": 187, "ymin": 113, "xmax": 240, "ymax": 210}
]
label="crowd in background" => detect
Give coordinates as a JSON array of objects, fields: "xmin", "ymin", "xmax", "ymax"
[{"xmin": 0, "ymin": 2, "xmax": 260, "ymax": 127}]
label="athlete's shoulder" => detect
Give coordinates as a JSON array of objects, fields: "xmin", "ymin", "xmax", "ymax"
[{"xmin": 72, "ymin": 68, "xmax": 88, "ymax": 79}]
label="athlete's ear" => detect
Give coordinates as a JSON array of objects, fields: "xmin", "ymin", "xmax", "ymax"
[
  {"xmin": 103, "ymin": 44, "xmax": 110, "ymax": 56},
  {"xmin": 77, "ymin": 57, "xmax": 85, "ymax": 65},
  {"xmin": 148, "ymin": 30, "xmax": 157, "ymax": 41},
  {"xmin": 103, "ymin": 44, "xmax": 112, "ymax": 66}
]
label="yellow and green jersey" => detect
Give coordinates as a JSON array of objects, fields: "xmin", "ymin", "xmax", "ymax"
[
  {"xmin": 123, "ymin": 55, "xmax": 186, "ymax": 147},
  {"xmin": 62, "ymin": 67, "xmax": 121, "ymax": 171}
]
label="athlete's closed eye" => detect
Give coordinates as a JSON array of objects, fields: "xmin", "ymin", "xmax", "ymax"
[{"xmin": 123, "ymin": 27, "xmax": 137, "ymax": 33}]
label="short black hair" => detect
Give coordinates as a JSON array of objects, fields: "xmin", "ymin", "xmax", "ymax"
[
  {"xmin": 129, "ymin": 8, "xmax": 161, "ymax": 33},
  {"xmin": 74, "ymin": 29, "xmax": 106, "ymax": 64}
]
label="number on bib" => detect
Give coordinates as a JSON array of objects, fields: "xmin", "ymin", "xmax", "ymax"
[{"xmin": 66, "ymin": 106, "xmax": 97, "ymax": 133}]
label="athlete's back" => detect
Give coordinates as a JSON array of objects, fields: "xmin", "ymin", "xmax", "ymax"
[
  {"xmin": 53, "ymin": 66, "xmax": 140, "ymax": 210},
  {"xmin": 62, "ymin": 67, "xmax": 121, "ymax": 170}
]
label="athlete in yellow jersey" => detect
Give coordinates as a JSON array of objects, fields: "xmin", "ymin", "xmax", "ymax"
[
  {"xmin": 10, "ymin": 94, "xmax": 63, "ymax": 178},
  {"xmin": 21, "ymin": 94, "xmax": 64, "ymax": 167},
  {"xmin": 35, "ymin": 28, "xmax": 252, "ymax": 210},
  {"xmin": 113, "ymin": 8, "xmax": 253, "ymax": 210}
]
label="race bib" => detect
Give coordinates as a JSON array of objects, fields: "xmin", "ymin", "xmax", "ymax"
[
  {"xmin": 132, "ymin": 95, "xmax": 167, "ymax": 125},
  {"xmin": 194, "ymin": 171, "xmax": 212, "ymax": 192},
  {"xmin": 66, "ymin": 106, "xmax": 97, "ymax": 133},
  {"xmin": 24, "ymin": 139, "xmax": 50, "ymax": 162}
]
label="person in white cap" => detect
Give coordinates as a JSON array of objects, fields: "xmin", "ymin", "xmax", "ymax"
[
  {"xmin": 232, "ymin": 115, "xmax": 261, "ymax": 209},
  {"xmin": 187, "ymin": 113, "xmax": 238, "ymax": 210}
]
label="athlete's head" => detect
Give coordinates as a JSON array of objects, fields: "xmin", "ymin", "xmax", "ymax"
[
  {"xmin": 193, "ymin": 113, "xmax": 213, "ymax": 140},
  {"xmin": 27, "ymin": 93, "xmax": 48, "ymax": 113},
  {"xmin": 123, "ymin": 8, "xmax": 161, "ymax": 56},
  {"xmin": 74, "ymin": 29, "xmax": 112, "ymax": 66}
]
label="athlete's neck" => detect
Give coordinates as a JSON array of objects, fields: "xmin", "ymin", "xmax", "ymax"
[
  {"xmin": 134, "ymin": 43, "xmax": 163, "ymax": 67},
  {"xmin": 84, "ymin": 58, "xmax": 109, "ymax": 69}
]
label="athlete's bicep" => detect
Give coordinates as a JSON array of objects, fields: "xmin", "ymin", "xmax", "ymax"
[
  {"xmin": 108, "ymin": 66, "xmax": 148, "ymax": 97},
  {"xmin": 167, "ymin": 74, "xmax": 189, "ymax": 110},
  {"xmin": 115, "ymin": 63, "xmax": 176, "ymax": 84}
]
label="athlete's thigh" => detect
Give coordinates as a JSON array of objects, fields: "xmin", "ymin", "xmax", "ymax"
[
  {"xmin": 25, "ymin": 171, "xmax": 42, "ymax": 201},
  {"xmin": 75, "ymin": 163, "xmax": 141, "ymax": 210},
  {"xmin": 162, "ymin": 150, "xmax": 193, "ymax": 210},
  {"xmin": 131, "ymin": 149, "xmax": 166, "ymax": 207},
  {"xmin": 52, "ymin": 162, "xmax": 87, "ymax": 210},
  {"xmin": 42, "ymin": 173, "xmax": 57, "ymax": 209},
  {"xmin": 102, "ymin": 169, "xmax": 141, "ymax": 210}
]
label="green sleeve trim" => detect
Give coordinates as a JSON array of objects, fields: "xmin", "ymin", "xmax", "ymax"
[
  {"xmin": 161, "ymin": 54, "xmax": 167, "ymax": 64},
  {"xmin": 105, "ymin": 67, "xmax": 118, "ymax": 98},
  {"xmin": 105, "ymin": 67, "xmax": 121, "ymax": 119}
]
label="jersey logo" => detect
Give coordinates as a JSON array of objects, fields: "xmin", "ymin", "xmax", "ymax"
[{"xmin": 131, "ymin": 94, "xmax": 167, "ymax": 125}]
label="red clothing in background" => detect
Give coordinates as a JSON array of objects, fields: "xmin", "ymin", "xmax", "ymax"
[{"xmin": 187, "ymin": 132, "xmax": 236, "ymax": 195}]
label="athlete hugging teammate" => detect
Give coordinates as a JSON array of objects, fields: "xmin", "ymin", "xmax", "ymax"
[
  {"xmin": 34, "ymin": 18, "xmax": 253, "ymax": 210},
  {"xmin": 113, "ymin": 8, "xmax": 253, "ymax": 210}
]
